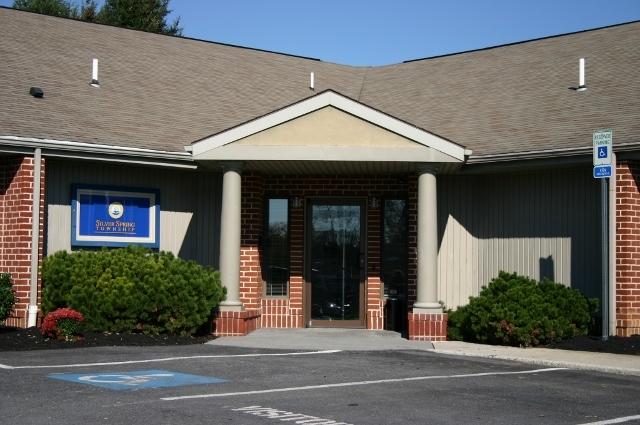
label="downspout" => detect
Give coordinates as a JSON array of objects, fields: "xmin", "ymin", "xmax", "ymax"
[
  {"xmin": 608, "ymin": 152, "xmax": 617, "ymax": 336},
  {"xmin": 27, "ymin": 148, "xmax": 41, "ymax": 327}
]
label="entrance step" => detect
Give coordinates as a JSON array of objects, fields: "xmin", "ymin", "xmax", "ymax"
[{"xmin": 207, "ymin": 328, "xmax": 435, "ymax": 351}]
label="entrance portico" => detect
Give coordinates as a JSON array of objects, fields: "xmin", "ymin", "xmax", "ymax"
[{"xmin": 191, "ymin": 90, "xmax": 468, "ymax": 340}]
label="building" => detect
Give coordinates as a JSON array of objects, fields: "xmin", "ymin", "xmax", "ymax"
[{"xmin": 1, "ymin": 7, "xmax": 639, "ymax": 339}]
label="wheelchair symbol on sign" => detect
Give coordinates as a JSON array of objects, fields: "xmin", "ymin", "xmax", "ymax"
[
  {"xmin": 598, "ymin": 146, "xmax": 608, "ymax": 158},
  {"xmin": 78, "ymin": 373, "xmax": 174, "ymax": 386}
]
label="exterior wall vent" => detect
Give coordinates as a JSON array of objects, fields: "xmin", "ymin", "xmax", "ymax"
[
  {"xmin": 577, "ymin": 58, "xmax": 587, "ymax": 91},
  {"xmin": 90, "ymin": 58, "xmax": 100, "ymax": 87}
]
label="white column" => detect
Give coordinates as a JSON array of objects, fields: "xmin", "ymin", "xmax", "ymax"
[
  {"xmin": 413, "ymin": 165, "xmax": 442, "ymax": 313},
  {"xmin": 219, "ymin": 162, "xmax": 243, "ymax": 311}
]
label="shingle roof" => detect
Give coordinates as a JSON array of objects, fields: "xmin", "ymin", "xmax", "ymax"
[{"xmin": 1, "ymin": 7, "xmax": 639, "ymax": 158}]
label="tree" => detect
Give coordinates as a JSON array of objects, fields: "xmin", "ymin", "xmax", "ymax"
[
  {"xmin": 12, "ymin": 0, "xmax": 182, "ymax": 36},
  {"xmin": 12, "ymin": 0, "xmax": 75, "ymax": 17},
  {"xmin": 97, "ymin": 0, "xmax": 182, "ymax": 36}
]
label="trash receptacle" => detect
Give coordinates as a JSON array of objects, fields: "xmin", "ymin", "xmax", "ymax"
[
  {"xmin": 384, "ymin": 296, "xmax": 398, "ymax": 331},
  {"xmin": 384, "ymin": 294, "xmax": 407, "ymax": 333}
]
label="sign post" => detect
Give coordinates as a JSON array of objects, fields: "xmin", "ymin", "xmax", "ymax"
[{"xmin": 593, "ymin": 129, "xmax": 612, "ymax": 340}]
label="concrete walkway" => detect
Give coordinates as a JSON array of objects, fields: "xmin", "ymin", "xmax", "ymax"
[{"xmin": 208, "ymin": 328, "xmax": 640, "ymax": 376}]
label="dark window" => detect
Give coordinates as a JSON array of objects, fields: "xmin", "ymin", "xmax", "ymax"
[
  {"xmin": 264, "ymin": 198, "xmax": 289, "ymax": 296},
  {"xmin": 382, "ymin": 199, "xmax": 407, "ymax": 297}
]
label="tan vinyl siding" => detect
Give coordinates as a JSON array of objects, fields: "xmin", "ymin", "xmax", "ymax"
[
  {"xmin": 437, "ymin": 167, "xmax": 602, "ymax": 309},
  {"xmin": 45, "ymin": 159, "xmax": 221, "ymax": 267}
]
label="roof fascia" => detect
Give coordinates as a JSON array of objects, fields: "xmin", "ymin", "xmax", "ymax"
[
  {"xmin": 191, "ymin": 91, "xmax": 468, "ymax": 161},
  {"xmin": 0, "ymin": 135, "xmax": 195, "ymax": 168}
]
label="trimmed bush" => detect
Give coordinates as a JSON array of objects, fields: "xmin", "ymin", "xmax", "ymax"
[
  {"xmin": 0, "ymin": 273, "xmax": 16, "ymax": 323},
  {"xmin": 42, "ymin": 246, "xmax": 225, "ymax": 335},
  {"xmin": 447, "ymin": 271, "xmax": 598, "ymax": 347},
  {"xmin": 41, "ymin": 308, "xmax": 84, "ymax": 340}
]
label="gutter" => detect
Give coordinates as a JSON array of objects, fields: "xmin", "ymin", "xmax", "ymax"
[
  {"xmin": 0, "ymin": 136, "xmax": 196, "ymax": 169},
  {"xmin": 27, "ymin": 148, "xmax": 41, "ymax": 327},
  {"xmin": 467, "ymin": 141, "xmax": 640, "ymax": 164}
]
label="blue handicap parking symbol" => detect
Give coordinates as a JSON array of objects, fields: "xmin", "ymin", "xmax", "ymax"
[
  {"xmin": 598, "ymin": 146, "xmax": 608, "ymax": 158},
  {"xmin": 48, "ymin": 369, "xmax": 226, "ymax": 391}
]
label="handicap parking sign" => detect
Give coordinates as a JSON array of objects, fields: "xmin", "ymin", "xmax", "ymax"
[
  {"xmin": 598, "ymin": 146, "xmax": 607, "ymax": 158},
  {"xmin": 593, "ymin": 129, "xmax": 612, "ymax": 167},
  {"xmin": 48, "ymin": 369, "xmax": 226, "ymax": 391}
]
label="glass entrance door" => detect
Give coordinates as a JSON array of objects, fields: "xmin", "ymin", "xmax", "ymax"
[{"xmin": 307, "ymin": 201, "xmax": 364, "ymax": 327}]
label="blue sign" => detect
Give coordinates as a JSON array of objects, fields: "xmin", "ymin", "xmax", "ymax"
[
  {"xmin": 593, "ymin": 166, "xmax": 612, "ymax": 178},
  {"xmin": 71, "ymin": 185, "xmax": 160, "ymax": 248},
  {"xmin": 598, "ymin": 146, "xmax": 608, "ymax": 158},
  {"xmin": 48, "ymin": 369, "xmax": 226, "ymax": 391}
]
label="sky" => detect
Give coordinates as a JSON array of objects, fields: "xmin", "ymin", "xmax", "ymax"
[{"xmin": 2, "ymin": 0, "xmax": 640, "ymax": 66}]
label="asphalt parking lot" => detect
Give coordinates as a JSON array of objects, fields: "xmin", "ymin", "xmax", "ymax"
[{"xmin": 1, "ymin": 345, "xmax": 639, "ymax": 425}]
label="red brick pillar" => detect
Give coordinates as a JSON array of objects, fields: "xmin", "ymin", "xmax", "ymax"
[
  {"xmin": 287, "ymin": 200, "xmax": 305, "ymax": 328},
  {"xmin": 615, "ymin": 161, "xmax": 640, "ymax": 336},
  {"xmin": 0, "ymin": 155, "xmax": 45, "ymax": 328},
  {"xmin": 366, "ymin": 200, "xmax": 384, "ymax": 329}
]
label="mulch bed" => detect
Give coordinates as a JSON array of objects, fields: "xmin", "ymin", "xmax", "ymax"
[
  {"xmin": 1, "ymin": 326, "xmax": 638, "ymax": 354},
  {"xmin": 0, "ymin": 326, "xmax": 215, "ymax": 351},
  {"xmin": 545, "ymin": 334, "xmax": 640, "ymax": 355}
]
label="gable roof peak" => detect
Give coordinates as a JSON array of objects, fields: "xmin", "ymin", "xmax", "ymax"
[{"xmin": 190, "ymin": 89, "xmax": 469, "ymax": 161}]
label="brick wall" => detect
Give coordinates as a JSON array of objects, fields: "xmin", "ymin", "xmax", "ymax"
[
  {"xmin": 366, "ymin": 204, "xmax": 383, "ymax": 330},
  {"xmin": 0, "ymin": 155, "xmax": 45, "ymax": 328},
  {"xmin": 240, "ymin": 173, "xmax": 409, "ymax": 330},
  {"xmin": 616, "ymin": 161, "xmax": 640, "ymax": 336},
  {"xmin": 407, "ymin": 175, "xmax": 418, "ymax": 310},
  {"xmin": 240, "ymin": 173, "xmax": 264, "ymax": 312}
]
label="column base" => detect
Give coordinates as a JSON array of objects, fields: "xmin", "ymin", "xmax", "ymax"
[
  {"xmin": 219, "ymin": 301, "xmax": 244, "ymax": 312},
  {"xmin": 213, "ymin": 309, "xmax": 261, "ymax": 337},
  {"xmin": 408, "ymin": 311, "xmax": 448, "ymax": 341}
]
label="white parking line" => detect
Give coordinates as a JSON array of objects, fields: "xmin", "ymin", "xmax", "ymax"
[
  {"xmin": 578, "ymin": 415, "xmax": 640, "ymax": 425},
  {"xmin": 0, "ymin": 350, "xmax": 341, "ymax": 370},
  {"xmin": 161, "ymin": 367, "xmax": 567, "ymax": 401}
]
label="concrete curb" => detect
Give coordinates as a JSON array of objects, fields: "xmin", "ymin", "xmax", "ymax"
[
  {"xmin": 429, "ymin": 343, "xmax": 640, "ymax": 377},
  {"xmin": 207, "ymin": 329, "xmax": 640, "ymax": 377}
]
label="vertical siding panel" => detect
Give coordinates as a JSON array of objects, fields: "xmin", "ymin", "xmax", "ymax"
[
  {"xmin": 453, "ymin": 179, "xmax": 462, "ymax": 306},
  {"xmin": 561, "ymin": 171, "xmax": 570, "ymax": 284},
  {"xmin": 466, "ymin": 177, "xmax": 474, "ymax": 307},
  {"xmin": 449, "ymin": 178, "xmax": 456, "ymax": 305},
  {"xmin": 437, "ymin": 179, "xmax": 446, "ymax": 305},
  {"xmin": 442, "ymin": 178, "xmax": 450, "ymax": 305},
  {"xmin": 438, "ymin": 167, "xmax": 599, "ymax": 310},
  {"xmin": 45, "ymin": 159, "xmax": 221, "ymax": 267},
  {"xmin": 480, "ymin": 177, "xmax": 488, "ymax": 290}
]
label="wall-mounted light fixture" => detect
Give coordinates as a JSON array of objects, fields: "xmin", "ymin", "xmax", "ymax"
[
  {"xmin": 369, "ymin": 197, "xmax": 380, "ymax": 209},
  {"xmin": 292, "ymin": 197, "xmax": 304, "ymax": 208}
]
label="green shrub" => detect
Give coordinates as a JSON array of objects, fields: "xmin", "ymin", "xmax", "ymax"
[
  {"xmin": 447, "ymin": 271, "xmax": 598, "ymax": 347},
  {"xmin": 42, "ymin": 246, "xmax": 225, "ymax": 335},
  {"xmin": 0, "ymin": 273, "xmax": 16, "ymax": 323}
]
